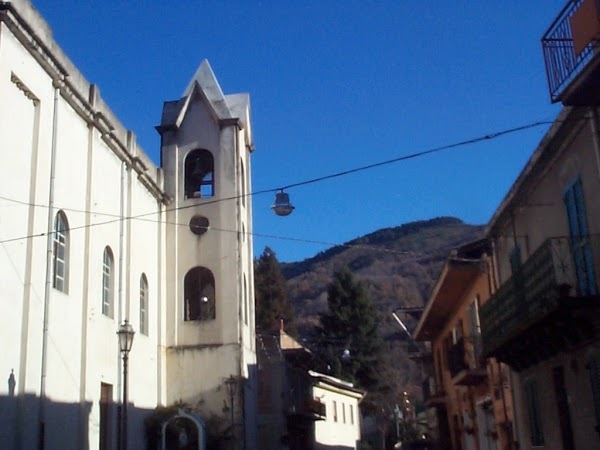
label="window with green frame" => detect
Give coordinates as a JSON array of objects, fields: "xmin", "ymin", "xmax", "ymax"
[{"xmin": 564, "ymin": 176, "xmax": 597, "ymax": 295}]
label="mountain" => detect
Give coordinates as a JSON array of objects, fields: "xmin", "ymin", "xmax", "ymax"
[{"xmin": 280, "ymin": 216, "xmax": 484, "ymax": 398}]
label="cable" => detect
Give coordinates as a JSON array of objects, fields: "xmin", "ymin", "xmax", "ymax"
[
  {"xmin": 0, "ymin": 117, "xmax": 564, "ymax": 246},
  {"xmin": 278, "ymin": 120, "xmax": 555, "ymax": 191},
  {"xmin": 0, "ymin": 192, "xmax": 471, "ymax": 258}
]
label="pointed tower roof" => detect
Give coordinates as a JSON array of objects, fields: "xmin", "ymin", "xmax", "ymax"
[
  {"xmin": 182, "ymin": 59, "xmax": 232, "ymax": 119},
  {"xmin": 157, "ymin": 59, "xmax": 243, "ymax": 132}
]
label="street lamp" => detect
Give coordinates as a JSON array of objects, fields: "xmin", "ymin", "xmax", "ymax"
[
  {"xmin": 117, "ymin": 320, "xmax": 135, "ymax": 450},
  {"xmin": 271, "ymin": 190, "xmax": 295, "ymax": 216}
]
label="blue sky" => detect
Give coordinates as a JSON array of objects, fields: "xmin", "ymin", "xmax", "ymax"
[{"xmin": 32, "ymin": 0, "xmax": 565, "ymax": 262}]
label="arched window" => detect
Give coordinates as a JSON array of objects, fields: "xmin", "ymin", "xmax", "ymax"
[
  {"xmin": 52, "ymin": 211, "xmax": 69, "ymax": 292},
  {"xmin": 102, "ymin": 247, "xmax": 114, "ymax": 318},
  {"xmin": 140, "ymin": 274, "xmax": 149, "ymax": 335},
  {"xmin": 184, "ymin": 267, "xmax": 215, "ymax": 321},
  {"xmin": 185, "ymin": 149, "xmax": 214, "ymax": 199}
]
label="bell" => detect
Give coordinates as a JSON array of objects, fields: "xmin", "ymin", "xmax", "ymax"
[
  {"xmin": 271, "ymin": 191, "xmax": 295, "ymax": 216},
  {"xmin": 191, "ymin": 158, "xmax": 203, "ymax": 177}
]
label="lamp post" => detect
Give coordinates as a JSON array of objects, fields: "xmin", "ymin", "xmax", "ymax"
[{"xmin": 117, "ymin": 320, "xmax": 135, "ymax": 450}]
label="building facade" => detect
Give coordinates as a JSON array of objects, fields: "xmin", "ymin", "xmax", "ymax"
[
  {"xmin": 414, "ymin": 241, "xmax": 514, "ymax": 450},
  {"xmin": 257, "ymin": 330, "xmax": 365, "ymax": 450},
  {"xmin": 481, "ymin": 105, "xmax": 600, "ymax": 450},
  {"xmin": 0, "ymin": 1, "xmax": 256, "ymax": 449},
  {"xmin": 478, "ymin": 1, "xmax": 600, "ymax": 448}
]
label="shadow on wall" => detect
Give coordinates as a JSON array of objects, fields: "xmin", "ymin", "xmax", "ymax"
[{"xmin": 0, "ymin": 393, "xmax": 156, "ymax": 450}]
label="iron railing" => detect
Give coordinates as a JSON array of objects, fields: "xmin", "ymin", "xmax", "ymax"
[
  {"xmin": 447, "ymin": 335, "xmax": 485, "ymax": 378},
  {"xmin": 422, "ymin": 376, "xmax": 444, "ymax": 403},
  {"xmin": 542, "ymin": 0, "xmax": 599, "ymax": 102},
  {"xmin": 481, "ymin": 235, "xmax": 599, "ymax": 355}
]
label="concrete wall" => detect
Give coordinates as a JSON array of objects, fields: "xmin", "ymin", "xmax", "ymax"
[
  {"xmin": 159, "ymin": 62, "xmax": 257, "ymax": 448},
  {"xmin": 0, "ymin": 1, "xmax": 165, "ymax": 448},
  {"xmin": 1, "ymin": 1, "xmax": 257, "ymax": 449}
]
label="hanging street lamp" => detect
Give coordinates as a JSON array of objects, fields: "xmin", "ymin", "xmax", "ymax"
[{"xmin": 271, "ymin": 190, "xmax": 295, "ymax": 216}]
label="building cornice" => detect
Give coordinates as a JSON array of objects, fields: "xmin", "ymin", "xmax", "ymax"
[{"xmin": 0, "ymin": 1, "xmax": 169, "ymax": 204}]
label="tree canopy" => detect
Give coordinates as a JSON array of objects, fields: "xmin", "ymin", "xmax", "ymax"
[
  {"xmin": 316, "ymin": 267, "xmax": 383, "ymax": 391},
  {"xmin": 254, "ymin": 247, "xmax": 297, "ymax": 335}
]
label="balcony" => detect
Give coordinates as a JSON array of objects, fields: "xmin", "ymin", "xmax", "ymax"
[
  {"xmin": 542, "ymin": 0, "xmax": 600, "ymax": 105},
  {"xmin": 422, "ymin": 376, "xmax": 446, "ymax": 408},
  {"xmin": 447, "ymin": 336, "xmax": 487, "ymax": 386},
  {"xmin": 288, "ymin": 396, "xmax": 326, "ymax": 421},
  {"xmin": 481, "ymin": 236, "xmax": 600, "ymax": 371}
]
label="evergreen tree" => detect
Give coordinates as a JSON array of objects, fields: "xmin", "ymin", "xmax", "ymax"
[
  {"xmin": 254, "ymin": 247, "xmax": 297, "ymax": 335},
  {"xmin": 316, "ymin": 267, "xmax": 383, "ymax": 391}
]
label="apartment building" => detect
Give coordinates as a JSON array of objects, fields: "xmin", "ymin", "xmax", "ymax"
[
  {"xmin": 478, "ymin": 1, "xmax": 600, "ymax": 448},
  {"xmin": 414, "ymin": 240, "xmax": 514, "ymax": 450}
]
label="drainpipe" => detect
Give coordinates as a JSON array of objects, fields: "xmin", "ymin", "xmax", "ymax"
[
  {"xmin": 38, "ymin": 84, "xmax": 60, "ymax": 450},
  {"xmin": 589, "ymin": 108, "xmax": 600, "ymax": 179},
  {"xmin": 232, "ymin": 125, "xmax": 245, "ymax": 450},
  {"xmin": 116, "ymin": 159, "xmax": 126, "ymax": 447},
  {"xmin": 119, "ymin": 159, "xmax": 126, "ymax": 324}
]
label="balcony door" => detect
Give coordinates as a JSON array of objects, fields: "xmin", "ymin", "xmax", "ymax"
[
  {"xmin": 552, "ymin": 366, "xmax": 575, "ymax": 450},
  {"xmin": 564, "ymin": 177, "xmax": 597, "ymax": 295}
]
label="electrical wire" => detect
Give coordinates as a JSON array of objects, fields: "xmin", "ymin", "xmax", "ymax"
[
  {"xmin": 0, "ymin": 117, "xmax": 567, "ymax": 246},
  {"xmin": 0, "ymin": 191, "xmax": 473, "ymax": 258}
]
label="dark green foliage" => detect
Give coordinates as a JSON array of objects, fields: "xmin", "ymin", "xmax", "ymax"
[
  {"xmin": 254, "ymin": 247, "xmax": 297, "ymax": 335},
  {"xmin": 316, "ymin": 267, "xmax": 383, "ymax": 391},
  {"xmin": 280, "ymin": 217, "xmax": 483, "ymax": 415}
]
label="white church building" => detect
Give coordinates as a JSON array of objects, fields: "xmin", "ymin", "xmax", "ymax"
[{"xmin": 0, "ymin": 1, "xmax": 257, "ymax": 448}]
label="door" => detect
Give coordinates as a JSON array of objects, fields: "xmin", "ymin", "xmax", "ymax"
[
  {"xmin": 553, "ymin": 366, "xmax": 575, "ymax": 450},
  {"xmin": 99, "ymin": 383, "xmax": 113, "ymax": 450}
]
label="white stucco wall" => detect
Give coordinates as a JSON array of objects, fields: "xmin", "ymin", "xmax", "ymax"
[
  {"xmin": 159, "ymin": 67, "xmax": 257, "ymax": 449},
  {"xmin": 314, "ymin": 383, "xmax": 362, "ymax": 450},
  {"xmin": 1, "ymin": 2, "xmax": 256, "ymax": 449},
  {"xmin": 0, "ymin": 2, "xmax": 167, "ymax": 448}
]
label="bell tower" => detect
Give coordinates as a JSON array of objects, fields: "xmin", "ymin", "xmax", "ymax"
[{"xmin": 157, "ymin": 60, "xmax": 256, "ymax": 448}]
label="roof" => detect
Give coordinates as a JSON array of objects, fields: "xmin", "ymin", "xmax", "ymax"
[
  {"xmin": 486, "ymin": 106, "xmax": 586, "ymax": 235},
  {"xmin": 309, "ymin": 370, "xmax": 366, "ymax": 398},
  {"xmin": 156, "ymin": 60, "xmax": 253, "ymax": 147},
  {"xmin": 413, "ymin": 257, "xmax": 484, "ymax": 341}
]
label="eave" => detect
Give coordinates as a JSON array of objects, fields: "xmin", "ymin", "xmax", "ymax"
[{"xmin": 413, "ymin": 258, "xmax": 484, "ymax": 341}]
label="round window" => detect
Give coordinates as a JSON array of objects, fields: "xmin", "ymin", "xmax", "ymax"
[{"xmin": 189, "ymin": 215, "xmax": 209, "ymax": 236}]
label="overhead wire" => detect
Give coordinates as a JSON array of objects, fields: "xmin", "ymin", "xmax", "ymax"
[
  {"xmin": 0, "ymin": 192, "xmax": 461, "ymax": 259},
  {"xmin": 0, "ymin": 117, "xmax": 569, "ymax": 247}
]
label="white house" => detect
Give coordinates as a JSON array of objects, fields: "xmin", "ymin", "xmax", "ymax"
[
  {"xmin": 0, "ymin": 1, "xmax": 257, "ymax": 449},
  {"xmin": 257, "ymin": 329, "xmax": 365, "ymax": 450},
  {"xmin": 311, "ymin": 371, "xmax": 365, "ymax": 450}
]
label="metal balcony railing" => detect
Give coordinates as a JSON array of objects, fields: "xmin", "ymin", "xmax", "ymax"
[
  {"xmin": 542, "ymin": 0, "xmax": 600, "ymax": 102},
  {"xmin": 422, "ymin": 376, "xmax": 444, "ymax": 405},
  {"xmin": 481, "ymin": 235, "xmax": 599, "ymax": 355},
  {"xmin": 447, "ymin": 335, "xmax": 485, "ymax": 379},
  {"xmin": 447, "ymin": 339, "xmax": 467, "ymax": 378}
]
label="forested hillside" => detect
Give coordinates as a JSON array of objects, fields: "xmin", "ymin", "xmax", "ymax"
[{"xmin": 280, "ymin": 216, "xmax": 484, "ymax": 396}]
